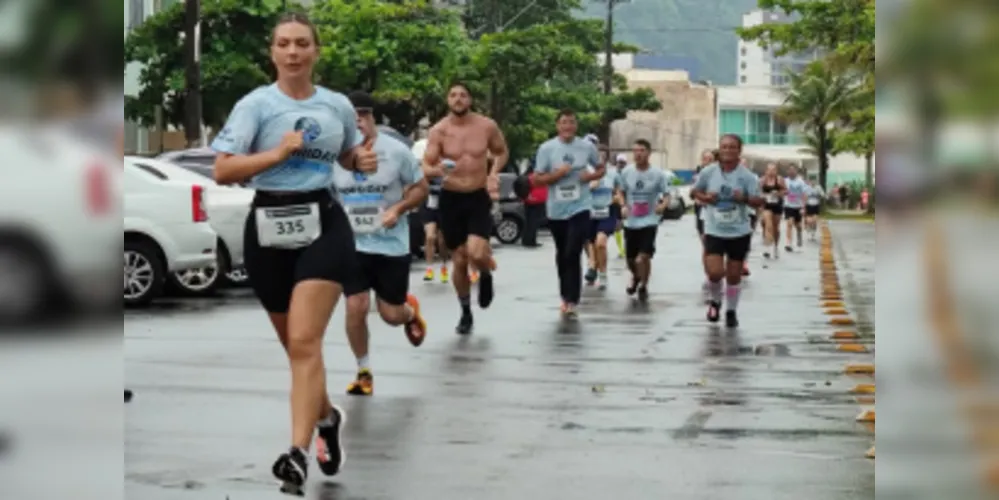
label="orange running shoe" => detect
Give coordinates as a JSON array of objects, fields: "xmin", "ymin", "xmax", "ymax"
[{"xmin": 404, "ymin": 294, "xmax": 427, "ymax": 347}]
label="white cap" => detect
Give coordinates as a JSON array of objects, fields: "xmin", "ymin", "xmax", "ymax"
[
  {"xmin": 615, "ymin": 153, "xmax": 627, "ymax": 163},
  {"xmin": 584, "ymin": 134, "xmax": 599, "ymax": 144}
]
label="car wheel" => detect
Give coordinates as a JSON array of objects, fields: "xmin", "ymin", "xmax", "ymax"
[
  {"xmin": 169, "ymin": 249, "xmax": 226, "ymax": 296},
  {"xmin": 124, "ymin": 240, "xmax": 165, "ymax": 307},
  {"xmin": 0, "ymin": 241, "xmax": 51, "ymax": 323},
  {"xmin": 494, "ymin": 215, "xmax": 523, "ymax": 245}
]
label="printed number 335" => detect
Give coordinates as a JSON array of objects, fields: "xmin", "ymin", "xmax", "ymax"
[{"xmin": 274, "ymin": 219, "xmax": 306, "ymax": 235}]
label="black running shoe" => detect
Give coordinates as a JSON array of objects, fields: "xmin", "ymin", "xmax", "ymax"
[
  {"xmin": 626, "ymin": 277, "xmax": 638, "ymax": 296},
  {"xmin": 585, "ymin": 268, "xmax": 597, "ymax": 285},
  {"xmin": 478, "ymin": 271, "xmax": 494, "ymax": 309},
  {"xmin": 456, "ymin": 312, "xmax": 473, "ymax": 335},
  {"xmin": 315, "ymin": 405, "xmax": 347, "ymax": 476},
  {"xmin": 124, "ymin": 389, "xmax": 132, "ymax": 403},
  {"xmin": 637, "ymin": 286, "xmax": 649, "ymax": 303},
  {"xmin": 785, "ymin": 245, "xmax": 793, "ymax": 253},
  {"xmin": 273, "ymin": 447, "xmax": 308, "ymax": 496},
  {"xmin": 725, "ymin": 310, "xmax": 739, "ymax": 328},
  {"xmin": 706, "ymin": 301, "xmax": 721, "ymax": 323}
]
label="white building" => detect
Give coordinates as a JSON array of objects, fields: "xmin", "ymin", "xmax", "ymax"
[
  {"xmin": 717, "ymin": 85, "xmax": 867, "ymax": 183},
  {"xmin": 737, "ymin": 10, "xmax": 820, "ymax": 88},
  {"xmin": 125, "ymin": 0, "xmax": 182, "ymax": 153}
]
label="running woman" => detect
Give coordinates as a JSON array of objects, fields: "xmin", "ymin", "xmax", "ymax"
[
  {"xmin": 336, "ymin": 91, "xmax": 430, "ymax": 397},
  {"xmin": 692, "ymin": 134, "xmax": 764, "ymax": 327},
  {"xmin": 531, "ymin": 108, "xmax": 606, "ymax": 318},
  {"xmin": 586, "ymin": 144, "xmax": 620, "ymax": 290},
  {"xmin": 743, "ymin": 166, "xmax": 759, "ymax": 277},
  {"xmin": 423, "ymin": 82, "xmax": 508, "ymax": 335},
  {"xmin": 413, "ymin": 139, "xmax": 450, "ymax": 283},
  {"xmin": 611, "ymin": 153, "xmax": 628, "ymax": 258},
  {"xmin": 210, "ymin": 13, "xmax": 374, "ymax": 492},
  {"xmin": 759, "ymin": 163, "xmax": 785, "ymax": 259},
  {"xmin": 617, "ymin": 139, "xmax": 672, "ymax": 303},
  {"xmin": 804, "ymin": 178, "xmax": 824, "ymax": 240},
  {"xmin": 783, "ymin": 165, "xmax": 808, "ymax": 251}
]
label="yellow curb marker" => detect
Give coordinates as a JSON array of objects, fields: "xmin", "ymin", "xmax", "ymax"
[
  {"xmin": 850, "ymin": 383, "xmax": 875, "ymax": 395},
  {"xmin": 866, "ymin": 446, "xmax": 875, "ymax": 459},
  {"xmin": 831, "ymin": 331, "xmax": 858, "ymax": 340},
  {"xmin": 845, "ymin": 363, "xmax": 875, "ymax": 375},
  {"xmin": 837, "ymin": 343, "xmax": 869, "ymax": 353},
  {"xmin": 824, "ymin": 308, "xmax": 849, "ymax": 315},
  {"xmin": 856, "ymin": 409, "xmax": 875, "ymax": 423},
  {"xmin": 829, "ymin": 317, "xmax": 855, "ymax": 326}
]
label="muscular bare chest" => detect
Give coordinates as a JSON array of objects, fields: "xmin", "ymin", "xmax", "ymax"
[{"xmin": 440, "ymin": 122, "xmax": 489, "ymax": 160}]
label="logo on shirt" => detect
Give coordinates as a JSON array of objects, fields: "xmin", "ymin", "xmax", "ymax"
[
  {"xmin": 562, "ymin": 154, "xmax": 575, "ymax": 165},
  {"xmin": 636, "ymin": 180, "xmax": 645, "ymax": 190},
  {"xmin": 352, "ymin": 171, "xmax": 368, "ymax": 183},
  {"xmin": 294, "ymin": 117, "xmax": 322, "ymax": 143}
]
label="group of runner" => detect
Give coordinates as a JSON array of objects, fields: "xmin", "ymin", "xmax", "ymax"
[{"xmin": 199, "ymin": 12, "xmax": 827, "ymax": 495}]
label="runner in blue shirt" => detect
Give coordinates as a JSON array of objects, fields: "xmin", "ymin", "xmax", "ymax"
[
  {"xmin": 691, "ymin": 134, "xmax": 765, "ymax": 328},
  {"xmin": 783, "ymin": 165, "xmax": 809, "ymax": 251},
  {"xmin": 616, "ymin": 139, "xmax": 672, "ymax": 302},
  {"xmin": 210, "ymin": 13, "xmax": 375, "ymax": 492},
  {"xmin": 333, "ymin": 91, "xmax": 430, "ymax": 398}
]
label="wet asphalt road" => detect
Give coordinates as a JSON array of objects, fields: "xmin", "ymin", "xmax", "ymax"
[{"xmin": 126, "ymin": 220, "xmax": 876, "ymax": 500}]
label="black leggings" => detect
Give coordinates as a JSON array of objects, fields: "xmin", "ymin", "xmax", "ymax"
[{"xmin": 547, "ymin": 211, "xmax": 591, "ymax": 304}]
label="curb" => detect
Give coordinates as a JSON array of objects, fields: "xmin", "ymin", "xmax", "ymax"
[{"xmin": 819, "ymin": 221, "xmax": 874, "ymax": 460}]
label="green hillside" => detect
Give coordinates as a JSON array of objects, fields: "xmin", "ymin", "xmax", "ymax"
[{"xmin": 579, "ymin": 0, "xmax": 760, "ymax": 84}]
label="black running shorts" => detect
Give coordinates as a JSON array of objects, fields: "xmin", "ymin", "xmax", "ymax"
[
  {"xmin": 805, "ymin": 205, "xmax": 821, "ymax": 216},
  {"xmin": 784, "ymin": 207, "xmax": 804, "ymax": 222},
  {"xmin": 624, "ymin": 226, "xmax": 658, "ymax": 261},
  {"xmin": 438, "ymin": 189, "xmax": 493, "ymax": 251},
  {"xmin": 704, "ymin": 234, "xmax": 752, "ymax": 262},
  {"xmin": 243, "ymin": 190, "xmax": 362, "ymax": 314},
  {"xmin": 353, "ymin": 252, "xmax": 411, "ymax": 306}
]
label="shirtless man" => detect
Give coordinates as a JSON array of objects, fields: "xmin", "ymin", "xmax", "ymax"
[{"xmin": 423, "ymin": 82, "xmax": 509, "ymax": 335}]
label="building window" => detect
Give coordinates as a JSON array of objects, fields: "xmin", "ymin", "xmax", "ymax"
[
  {"xmin": 740, "ymin": 62, "xmax": 747, "ymax": 70},
  {"xmin": 128, "ymin": 0, "xmax": 144, "ymax": 29},
  {"xmin": 719, "ymin": 109, "xmax": 747, "ymax": 138},
  {"xmin": 740, "ymin": 75, "xmax": 747, "ymax": 84},
  {"xmin": 741, "ymin": 47, "xmax": 747, "ymax": 56},
  {"xmin": 747, "ymin": 111, "xmax": 772, "ymax": 144}
]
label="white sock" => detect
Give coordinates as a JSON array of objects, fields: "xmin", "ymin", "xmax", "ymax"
[
  {"xmin": 357, "ymin": 355, "xmax": 370, "ymax": 371},
  {"xmin": 709, "ymin": 280, "xmax": 723, "ymax": 303},
  {"xmin": 726, "ymin": 284, "xmax": 741, "ymax": 311}
]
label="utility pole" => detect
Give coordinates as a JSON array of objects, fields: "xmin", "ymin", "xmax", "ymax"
[
  {"xmin": 597, "ymin": 0, "xmax": 626, "ymax": 144},
  {"xmin": 184, "ymin": 0, "xmax": 203, "ymax": 147}
]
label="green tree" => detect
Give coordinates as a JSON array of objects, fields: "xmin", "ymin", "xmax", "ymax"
[
  {"xmin": 459, "ymin": 0, "xmax": 583, "ymax": 36},
  {"xmin": 778, "ymin": 63, "xmax": 857, "ymax": 190},
  {"xmin": 468, "ymin": 20, "xmax": 661, "ymax": 160},
  {"xmin": 835, "ymin": 87, "xmax": 875, "ymax": 213},
  {"xmin": 124, "ymin": 0, "xmax": 282, "ymax": 130},
  {"xmin": 310, "ymin": 0, "xmax": 472, "ymax": 135}
]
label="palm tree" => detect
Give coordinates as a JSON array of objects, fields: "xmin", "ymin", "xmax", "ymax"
[{"xmin": 778, "ymin": 63, "xmax": 858, "ymax": 190}]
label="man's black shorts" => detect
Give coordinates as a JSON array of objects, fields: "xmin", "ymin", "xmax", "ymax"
[
  {"xmin": 421, "ymin": 206, "xmax": 440, "ymax": 226},
  {"xmin": 438, "ymin": 189, "xmax": 493, "ymax": 251},
  {"xmin": 783, "ymin": 207, "xmax": 804, "ymax": 222},
  {"xmin": 704, "ymin": 234, "xmax": 752, "ymax": 262},
  {"xmin": 805, "ymin": 205, "xmax": 821, "ymax": 216},
  {"xmin": 353, "ymin": 252, "xmax": 411, "ymax": 306},
  {"xmin": 624, "ymin": 226, "xmax": 658, "ymax": 261}
]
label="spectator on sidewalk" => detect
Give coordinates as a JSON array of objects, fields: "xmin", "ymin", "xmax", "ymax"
[{"xmin": 522, "ymin": 164, "xmax": 548, "ymax": 248}]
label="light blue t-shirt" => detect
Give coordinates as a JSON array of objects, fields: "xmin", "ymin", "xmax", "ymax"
[
  {"xmin": 616, "ymin": 165, "xmax": 671, "ymax": 229},
  {"xmin": 784, "ymin": 176, "xmax": 809, "ymax": 208},
  {"xmin": 211, "ymin": 84, "xmax": 360, "ymax": 192},
  {"xmin": 331, "ymin": 134, "xmax": 423, "ymax": 257},
  {"xmin": 534, "ymin": 137, "xmax": 601, "ymax": 220},
  {"xmin": 590, "ymin": 170, "xmax": 620, "ymax": 220},
  {"xmin": 693, "ymin": 163, "xmax": 761, "ymax": 238},
  {"xmin": 805, "ymin": 184, "xmax": 824, "ymax": 205}
]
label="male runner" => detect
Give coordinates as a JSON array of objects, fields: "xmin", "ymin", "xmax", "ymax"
[
  {"xmin": 335, "ymin": 91, "xmax": 430, "ymax": 396},
  {"xmin": 616, "ymin": 139, "xmax": 672, "ymax": 302},
  {"xmin": 804, "ymin": 178, "xmax": 824, "ymax": 240},
  {"xmin": 412, "ymin": 139, "xmax": 450, "ymax": 283},
  {"xmin": 783, "ymin": 165, "xmax": 809, "ymax": 251},
  {"xmin": 611, "ymin": 153, "xmax": 628, "ymax": 258},
  {"xmin": 692, "ymin": 134, "xmax": 764, "ymax": 327},
  {"xmin": 584, "ymin": 137, "xmax": 606, "ymax": 285},
  {"xmin": 423, "ymin": 82, "xmax": 508, "ymax": 334},
  {"xmin": 531, "ymin": 109, "xmax": 606, "ymax": 318}
]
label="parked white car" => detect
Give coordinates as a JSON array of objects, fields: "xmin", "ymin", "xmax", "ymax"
[
  {"xmin": 123, "ymin": 157, "xmax": 217, "ymax": 306},
  {"xmin": 0, "ymin": 127, "xmax": 120, "ymax": 322},
  {"xmin": 125, "ymin": 156, "xmax": 253, "ymax": 295}
]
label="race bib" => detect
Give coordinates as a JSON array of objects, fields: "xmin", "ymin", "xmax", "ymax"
[
  {"xmin": 786, "ymin": 194, "xmax": 800, "ymax": 204},
  {"xmin": 631, "ymin": 201, "xmax": 650, "ymax": 217},
  {"xmin": 807, "ymin": 198, "xmax": 820, "ymax": 206},
  {"xmin": 556, "ymin": 184, "xmax": 581, "ymax": 201},
  {"xmin": 592, "ymin": 207, "xmax": 610, "ymax": 219},
  {"xmin": 714, "ymin": 208, "xmax": 739, "ymax": 226},
  {"xmin": 766, "ymin": 193, "xmax": 779, "ymax": 204},
  {"xmin": 347, "ymin": 203, "xmax": 384, "ymax": 234},
  {"xmin": 255, "ymin": 203, "xmax": 322, "ymax": 249},
  {"xmin": 427, "ymin": 194, "xmax": 439, "ymax": 209}
]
